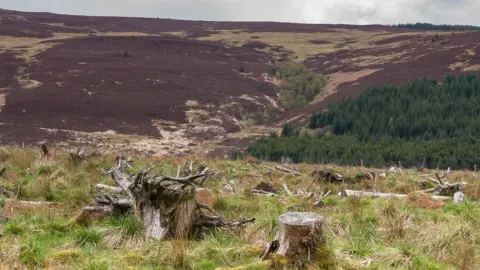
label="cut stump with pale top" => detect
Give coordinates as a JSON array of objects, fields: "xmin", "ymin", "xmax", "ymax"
[{"xmin": 276, "ymin": 212, "xmax": 325, "ymax": 260}]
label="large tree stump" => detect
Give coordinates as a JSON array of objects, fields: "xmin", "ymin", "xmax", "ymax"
[
  {"xmin": 86, "ymin": 158, "xmax": 255, "ymax": 240},
  {"xmin": 275, "ymin": 212, "xmax": 325, "ymax": 261}
]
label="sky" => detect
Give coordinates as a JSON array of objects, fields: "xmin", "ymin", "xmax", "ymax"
[{"xmin": 1, "ymin": 0, "xmax": 479, "ymax": 25}]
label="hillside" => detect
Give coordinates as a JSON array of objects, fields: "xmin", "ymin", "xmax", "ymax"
[
  {"xmin": 1, "ymin": 9, "xmax": 480, "ymax": 156},
  {"xmin": 0, "ymin": 147, "xmax": 480, "ymax": 269}
]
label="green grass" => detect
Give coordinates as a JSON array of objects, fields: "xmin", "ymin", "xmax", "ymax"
[
  {"xmin": 0, "ymin": 146, "xmax": 479, "ymax": 269},
  {"xmin": 4, "ymin": 219, "xmax": 26, "ymax": 235},
  {"xmin": 74, "ymin": 227, "xmax": 102, "ymax": 247}
]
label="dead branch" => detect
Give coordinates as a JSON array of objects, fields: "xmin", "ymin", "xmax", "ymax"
[
  {"xmin": 435, "ymin": 173, "xmax": 444, "ymax": 186},
  {"xmin": 223, "ymin": 178, "xmax": 237, "ymax": 193},
  {"xmin": 282, "ymin": 184, "xmax": 294, "ymax": 196},
  {"xmin": 252, "ymin": 189, "xmax": 276, "ymax": 196},
  {"xmin": 312, "ymin": 190, "xmax": 332, "ymax": 208},
  {"xmin": 263, "ymin": 165, "xmax": 286, "ymax": 174},
  {"xmin": 276, "ymin": 165, "xmax": 303, "ymax": 176},
  {"xmin": 95, "ymin": 184, "xmax": 124, "ymax": 193},
  {"xmin": 195, "ymin": 213, "xmax": 255, "ymax": 228},
  {"xmin": 420, "ymin": 173, "xmax": 463, "ymax": 196}
]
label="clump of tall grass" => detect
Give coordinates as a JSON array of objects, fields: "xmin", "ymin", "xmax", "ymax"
[
  {"xmin": 379, "ymin": 199, "xmax": 409, "ymax": 241},
  {"xmin": 74, "ymin": 227, "xmax": 102, "ymax": 248},
  {"xmin": 100, "ymin": 215, "xmax": 144, "ymax": 248},
  {"xmin": 3, "ymin": 219, "xmax": 26, "ymax": 236}
]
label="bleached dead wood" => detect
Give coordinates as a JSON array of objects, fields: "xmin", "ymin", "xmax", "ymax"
[
  {"xmin": 91, "ymin": 157, "xmax": 254, "ymax": 240},
  {"xmin": 453, "ymin": 191, "xmax": 465, "ymax": 204},
  {"xmin": 312, "ymin": 190, "xmax": 332, "ymax": 207},
  {"xmin": 6, "ymin": 200, "xmax": 58, "ymax": 205},
  {"xmin": 263, "ymin": 165, "xmax": 286, "ymax": 174},
  {"xmin": 420, "ymin": 173, "xmax": 463, "ymax": 196},
  {"xmin": 339, "ymin": 189, "xmax": 451, "ymax": 200},
  {"xmin": 282, "ymin": 184, "xmax": 294, "ymax": 196},
  {"xmin": 95, "ymin": 184, "xmax": 124, "ymax": 193},
  {"xmin": 252, "ymin": 189, "xmax": 276, "ymax": 196},
  {"xmin": 223, "ymin": 178, "xmax": 237, "ymax": 193},
  {"xmin": 276, "ymin": 165, "xmax": 303, "ymax": 176}
]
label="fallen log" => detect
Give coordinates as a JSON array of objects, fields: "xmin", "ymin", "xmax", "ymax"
[
  {"xmin": 339, "ymin": 189, "xmax": 451, "ymax": 200},
  {"xmin": 6, "ymin": 200, "xmax": 58, "ymax": 205}
]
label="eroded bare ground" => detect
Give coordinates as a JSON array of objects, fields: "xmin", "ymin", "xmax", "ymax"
[{"xmin": 2, "ymin": 8, "xmax": 480, "ymax": 156}]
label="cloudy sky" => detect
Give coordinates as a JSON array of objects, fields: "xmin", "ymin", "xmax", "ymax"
[{"xmin": 1, "ymin": 0, "xmax": 479, "ymax": 25}]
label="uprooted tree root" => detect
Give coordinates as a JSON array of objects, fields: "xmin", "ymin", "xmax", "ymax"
[{"xmin": 74, "ymin": 157, "xmax": 255, "ymax": 240}]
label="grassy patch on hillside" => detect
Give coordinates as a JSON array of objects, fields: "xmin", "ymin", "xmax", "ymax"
[
  {"xmin": 198, "ymin": 29, "xmax": 448, "ymax": 60},
  {"xmin": 0, "ymin": 147, "xmax": 479, "ymax": 269}
]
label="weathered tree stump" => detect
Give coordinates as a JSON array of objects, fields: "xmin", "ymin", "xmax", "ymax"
[
  {"xmin": 79, "ymin": 158, "xmax": 255, "ymax": 240},
  {"xmin": 275, "ymin": 212, "xmax": 324, "ymax": 260}
]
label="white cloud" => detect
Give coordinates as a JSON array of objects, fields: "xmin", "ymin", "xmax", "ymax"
[{"xmin": 1, "ymin": 0, "xmax": 479, "ymax": 25}]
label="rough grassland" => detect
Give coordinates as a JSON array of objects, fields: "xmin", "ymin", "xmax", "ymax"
[{"xmin": 0, "ymin": 147, "xmax": 479, "ymax": 269}]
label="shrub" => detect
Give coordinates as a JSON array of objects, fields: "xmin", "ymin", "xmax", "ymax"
[
  {"xmin": 239, "ymin": 66, "xmax": 245, "ymax": 73},
  {"xmin": 274, "ymin": 62, "xmax": 326, "ymax": 109},
  {"xmin": 122, "ymin": 50, "xmax": 129, "ymax": 57}
]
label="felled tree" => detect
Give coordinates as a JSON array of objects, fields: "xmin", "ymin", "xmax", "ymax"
[{"xmin": 80, "ymin": 157, "xmax": 254, "ymax": 240}]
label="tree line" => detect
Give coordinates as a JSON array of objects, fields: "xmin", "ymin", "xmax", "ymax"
[
  {"xmin": 390, "ymin": 23, "xmax": 480, "ymax": 31},
  {"xmin": 245, "ymin": 75, "xmax": 480, "ymax": 169}
]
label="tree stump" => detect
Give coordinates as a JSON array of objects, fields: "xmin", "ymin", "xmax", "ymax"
[
  {"xmin": 89, "ymin": 158, "xmax": 255, "ymax": 240},
  {"xmin": 276, "ymin": 212, "xmax": 324, "ymax": 260}
]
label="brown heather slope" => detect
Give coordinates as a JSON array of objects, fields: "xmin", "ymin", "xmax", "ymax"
[{"xmin": 1, "ymin": 9, "xmax": 480, "ymax": 156}]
